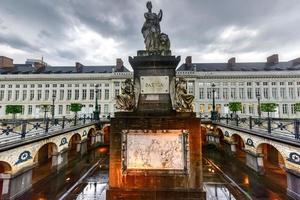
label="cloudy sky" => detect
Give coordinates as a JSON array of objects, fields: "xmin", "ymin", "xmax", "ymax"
[{"xmin": 0, "ymin": 0, "xmax": 300, "ymax": 68}]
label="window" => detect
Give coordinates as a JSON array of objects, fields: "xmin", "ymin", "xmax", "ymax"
[
  {"xmin": 255, "ymin": 88, "xmax": 260, "ymax": 97},
  {"xmin": 263, "ymin": 82, "xmax": 268, "ymax": 86},
  {"xmin": 114, "ymin": 82, "xmax": 120, "ymax": 87},
  {"xmin": 66, "ymin": 105, "xmax": 70, "ymax": 114},
  {"xmin": 23, "ymin": 84, "xmax": 27, "ymax": 88},
  {"xmin": 215, "ymin": 88, "xmax": 220, "ymax": 99},
  {"xmin": 199, "ymin": 88, "xmax": 204, "ymax": 99},
  {"xmin": 246, "ymin": 82, "xmax": 252, "ymax": 86},
  {"xmin": 45, "ymin": 84, "xmax": 50, "ymax": 88},
  {"xmin": 249, "ymin": 105, "xmax": 254, "ymax": 114},
  {"xmin": 280, "ymin": 82, "xmax": 284, "ymax": 86},
  {"xmin": 272, "ymin": 88, "xmax": 277, "ymax": 99},
  {"xmin": 263, "ymin": 88, "xmax": 269, "ymax": 99},
  {"xmin": 0, "ymin": 85, "xmax": 4, "ymax": 88},
  {"xmin": 105, "ymin": 83, "xmax": 109, "ymax": 87},
  {"xmin": 53, "ymin": 84, "xmax": 57, "ymax": 88},
  {"xmin": 247, "ymin": 88, "xmax": 252, "ymax": 99},
  {"xmin": 53, "ymin": 90, "xmax": 57, "ymax": 99},
  {"xmin": 282, "ymin": 104, "xmax": 288, "ymax": 114},
  {"xmin": 58, "ymin": 105, "xmax": 63, "ymax": 115},
  {"xmin": 115, "ymin": 89, "xmax": 120, "ymax": 97},
  {"xmin": 98, "ymin": 89, "xmax": 102, "ymax": 99},
  {"xmin": 15, "ymin": 90, "xmax": 19, "ymax": 100},
  {"xmin": 59, "ymin": 90, "xmax": 64, "ymax": 100},
  {"xmin": 75, "ymin": 84, "xmax": 79, "ymax": 87},
  {"xmin": 90, "ymin": 89, "xmax": 94, "ymax": 100},
  {"xmin": 8, "ymin": 85, "xmax": 12, "ymax": 88},
  {"xmin": 8, "ymin": 90, "xmax": 12, "ymax": 101},
  {"xmin": 255, "ymin": 82, "xmax": 260, "ymax": 86},
  {"xmin": 38, "ymin": 84, "xmax": 42, "ymax": 88},
  {"xmin": 223, "ymin": 88, "xmax": 228, "ymax": 99},
  {"xmin": 207, "ymin": 88, "xmax": 212, "ymax": 99},
  {"xmin": 60, "ymin": 84, "xmax": 64, "ymax": 87},
  {"xmin": 104, "ymin": 89, "xmax": 109, "ymax": 100},
  {"xmin": 230, "ymin": 88, "xmax": 236, "ymax": 99},
  {"xmin": 28, "ymin": 105, "xmax": 32, "ymax": 115},
  {"xmin": 271, "ymin": 82, "xmax": 276, "ymax": 86},
  {"xmin": 239, "ymin": 88, "xmax": 244, "ymax": 99},
  {"xmin": 45, "ymin": 90, "xmax": 49, "ymax": 100},
  {"xmin": 68, "ymin": 84, "xmax": 72, "ymax": 87},
  {"xmin": 104, "ymin": 104, "xmax": 109, "ymax": 113},
  {"xmin": 82, "ymin": 89, "xmax": 87, "ymax": 100},
  {"xmin": 37, "ymin": 90, "xmax": 42, "ymax": 100},
  {"xmin": 30, "ymin": 90, "xmax": 34, "ymax": 100},
  {"xmin": 82, "ymin": 84, "xmax": 87, "ymax": 87},
  {"xmin": 67, "ymin": 90, "xmax": 72, "ymax": 100},
  {"xmin": 298, "ymin": 88, "xmax": 300, "ymax": 97},
  {"xmin": 280, "ymin": 88, "xmax": 286, "ymax": 99},
  {"xmin": 289, "ymin": 88, "xmax": 294, "ymax": 99},
  {"xmin": 291, "ymin": 104, "xmax": 296, "ymax": 114},
  {"xmin": 288, "ymin": 82, "xmax": 293, "ymax": 86},
  {"xmin": 16, "ymin": 84, "xmax": 20, "ymax": 88},
  {"xmin": 0, "ymin": 90, "xmax": 4, "ymax": 101},
  {"xmin": 75, "ymin": 89, "xmax": 79, "ymax": 100},
  {"xmin": 187, "ymin": 81, "xmax": 194, "ymax": 94}
]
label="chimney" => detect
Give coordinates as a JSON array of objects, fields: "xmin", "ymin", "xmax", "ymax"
[
  {"xmin": 116, "ymin": 58, "xmax": 123, "ymax": 72},
  {"xmin": 267, "ymin": 54, "xmax": 279, "ymax": 65},
  {"xmin": 185, "ymin": 56, "xmax": 192, "ymax": 70},
  {"xmin": 0, "ymin": 56, "xmax": 14, "ymax": 68},
  {"xmin": 291, "ymin": 57, "xmax": 300, "ymax": 66},
  {"xmin": 228, "ymin": 57, "xmax": 236, "ymax": 66},
  {"xmin": 75, "ymin": 62, "xmax": 84, "ymax": 72}
]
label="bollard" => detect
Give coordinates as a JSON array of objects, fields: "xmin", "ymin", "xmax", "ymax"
[
  {"xmin": 62, "ymin": 116, "xmax": 65, "ymax": 129},
  {"xmin": 226, "ymin": 114, "xmax": 229, "ymax": 124},
  {"xmin": 267, "ymin": 118, "xmax": 271, "ymax": 133},
  {"xmin": 21, "ymin": 120, "xmax": 27, "ymax": 138},
  {"xmin": 45, "ymin": 118, "xmax": 49, "ymax": 133},
  {"xmin": 83, "ymin": 114, "xmax": 86, "ymax": 124}
]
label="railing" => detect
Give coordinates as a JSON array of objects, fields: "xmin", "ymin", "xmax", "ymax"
[
  {"xmin": 0, "ymin": 113, "xmax": 98, "ymax": 144},
  {"xmin": 215, "ymin": 114, "xmax": 300, "ymax": 141}
]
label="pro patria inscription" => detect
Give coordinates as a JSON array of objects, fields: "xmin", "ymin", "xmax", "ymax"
[{"xmin": 140, "ymin": 76, "xmax": 169, "ymax": 94}]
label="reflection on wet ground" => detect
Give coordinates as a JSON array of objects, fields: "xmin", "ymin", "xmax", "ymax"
[{"xmin": 204, "ymin": 146, "xmax": 291, "ymax": 200}]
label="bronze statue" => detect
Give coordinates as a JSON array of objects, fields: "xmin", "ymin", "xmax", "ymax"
[
  {"xmin": 141, "ymin": 1, "xmax": 170, "ymax": 54},
  {"xmin": 116, "ymin": 79, "xmax": 135, "ymax": 111},
  {"xmin": 175, "ymin": 78, "xmax": 194, "ymax": 112}
]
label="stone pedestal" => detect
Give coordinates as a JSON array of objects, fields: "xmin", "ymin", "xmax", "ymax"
[
  {"xmin": 286, "ymin": 168, "xmax": 300, "ymax": 200},
  {"xmin": 245, "ymin": 150, "xmax": 264, "ymax": 174},
  {"xmin": 8, "ymin": 166, "xmax": 33, "ymax": 199}
]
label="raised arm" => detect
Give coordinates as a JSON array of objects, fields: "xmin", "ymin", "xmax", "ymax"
[{"xmin": 158, "ymin": 9, "xmax": 163, "ymax": 21}]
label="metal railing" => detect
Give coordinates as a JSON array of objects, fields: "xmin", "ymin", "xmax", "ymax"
[
  {"xmin": 215, "ymin": 114, "xmax": 300, "ymax": 141},
  {"xmin": 0, "ymin": 113, "xmax": 97, "ymax": 144}
]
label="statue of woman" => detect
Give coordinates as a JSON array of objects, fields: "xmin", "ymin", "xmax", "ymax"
[
  {"xmin": 175, "ymin": 78, "xmax": 194, "ymax": 112},
  {"xmin": 141, "ymin": 1, "xmax": 162, "ymax": 51}
]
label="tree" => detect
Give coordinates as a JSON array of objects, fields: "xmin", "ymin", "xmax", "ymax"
[
  {"xmin": 6, "ymin": 105, "xmax": 23, "ymax": 120},
  {"xmin": 40, "ymin": 104, "xmax": 51, "ymax": 122},
  {"xmin": 70, "ymin": 103, "xmax": 82, "ymax": 120},
  {"xmin": 228, "ymin": 102, "xmax": 242, "ymax": 114},
  {"xmin": 295, "ymin": 103, "xmax": 300, "ymax": 112},
  {"xmin": 261, "ymin": 103, "xmax": 277, "ymax": 118}
]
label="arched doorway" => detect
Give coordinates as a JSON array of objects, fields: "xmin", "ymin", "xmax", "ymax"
[
  {"xmin": 32, "ymin": 143, "xmax": 58, "ymax": 184},
  {"xmin": 87, "ymin": 128, "xmax": 96, "ymax": 149},
  {"xmin": 0, "ymin": 161, "xmax": 11, "ymax": 197},
  {"xmin": 68, "ymin": 133, "xmax": 81, "ymax": 160},
  {"xmin": 231, "ymin": 134, "xmax": 245, "ymax": 162},
  {"xmin": 256, "ymin": 143, "xmax": 286, "ymax": 189}
]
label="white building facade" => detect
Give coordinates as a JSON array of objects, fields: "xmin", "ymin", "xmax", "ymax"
[{"xmin": 0, "ymin": 54, "xmax": 300, "ymax": 119}]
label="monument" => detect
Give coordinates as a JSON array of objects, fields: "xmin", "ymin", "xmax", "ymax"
[{"xmin": 107, "ymin": 2, "xmax": 205, "ymax": 199}]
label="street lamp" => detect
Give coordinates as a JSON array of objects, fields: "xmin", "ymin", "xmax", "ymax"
[
  {"xmin": 211, "ymin": 83, "xmax": 218, "ymax": 121},
  {"xmin": 52, "ymin": 93, "xmax": 56, "ymax": 124},
  {"xmin": 256, "ymin": 93, "xmax": 261, "ymax": 122},
  {"xmin": 93, "ymin": 84, "xmax": 100, "ymax": 120}
]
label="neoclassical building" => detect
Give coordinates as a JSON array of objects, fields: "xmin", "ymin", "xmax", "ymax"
[{"xmin": 0, "ymin": 54, "xmax": 300, "ymax": 119}]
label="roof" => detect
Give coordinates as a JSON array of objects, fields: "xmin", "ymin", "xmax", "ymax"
[
  {"xmin": 177, "ymin": 61, "xmax": 300, "ymax": 72},
  {"xmin": 0, "ymin": 64, "xmax": 130, "ymax": 74}
]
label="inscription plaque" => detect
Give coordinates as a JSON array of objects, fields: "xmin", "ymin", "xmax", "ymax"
[{"xmin": 141, "ymin": 76, "xmax": 169, "ymax": 94}]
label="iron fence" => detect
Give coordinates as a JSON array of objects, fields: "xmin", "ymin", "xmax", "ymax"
[
  {"xmin": 216, "ymin": 114, "xmax": 300, "ymax": 141},
  {"xmin": 0, "ymin": 113, "xmax": 97, "ymax": 144}
]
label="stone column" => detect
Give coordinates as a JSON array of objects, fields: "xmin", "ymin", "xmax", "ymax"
[
  {"xmin": 286, "ymin": 168, "xmax": 300, "ymax": 200},
  {"xmin": 0, "ymin": 173, "xmax": 10, "ymax": 197},
  {"xmin": 8, "ymin": 166, "xmax": 33, "ymax": 199},
  {"xmin": 245, "ymin": 150, "xmax": 264, "ymax": 174},
  {"xmin": 80, "ymin": 140, "xmax": 88, "ymax": 155},
  {"xmin": 52, "ymin": 149, "xmax": 68, "ymax": 170}
]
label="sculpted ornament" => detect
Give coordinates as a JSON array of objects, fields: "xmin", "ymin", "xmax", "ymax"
[
  {"xmin": 141, "ymin": 1, "xmax": 171, "ymax": 55},
  {"xmin": 116, "ymin": 79, "xmax": 135, "ymax": 111},
  {"xmin": 175, "ymin": 78, "xmax": 194, "ymax": 112}
]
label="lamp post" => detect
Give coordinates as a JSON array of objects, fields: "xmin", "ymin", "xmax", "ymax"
[
  {"xmin": 211, "ymin": 83, "xmax": 218, "ymax": 121},
  {"xmin": 257, "ymin": 93, "xmax": 261, "ymax": 120},
  {"xmin": 93, "ymin": 84, "xmax": 100, "ymax": 120},
  {"xmin": 52, "ymin": 93, "xmax": 55, "ymax": 124}
]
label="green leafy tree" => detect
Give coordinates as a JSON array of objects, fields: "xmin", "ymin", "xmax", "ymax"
[
  {"xmin": 40, "ymin": 104, "xmax": 51, "ymax": 122},
  {"xmin": 228, "ymin": 102, "xmax": 242, "ymax": 114},
  {"xmin": 6, "ymin": 105, "xmax": 23, "ymax": 120},
  {"xmin": 70, "ymin": 103, "xmax": 82, "ymax": 119},
  {"xmin": 295, "ymin": 103, "xmax": 300, "ymax": 112},
  {"xmin": 261, "ymin": 103, "xmax": 277, "ymax": 118}
]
